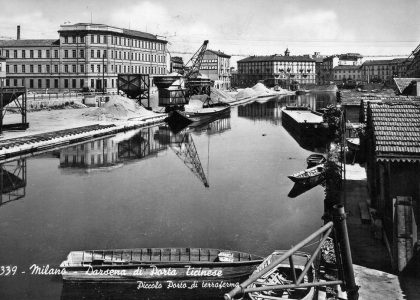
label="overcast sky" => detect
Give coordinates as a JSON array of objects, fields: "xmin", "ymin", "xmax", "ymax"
[{"xmin": 1, "ymin": 0, "xmax": 419, "ymax": 65}]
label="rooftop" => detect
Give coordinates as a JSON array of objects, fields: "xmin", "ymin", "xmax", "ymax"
[
  {"xmin": 0, "ymin": 39, "xmax": 59, "ymax": 47},
  {"xmin": 238, "ymin": 54, "xmax": 315, "ymax": 63},
  {"xmin": 367, "ymin": 102, "xmax": 420, "ymax": 161},
  {"xmin": 59, "ymin": 23, "xmax": 167, "ymax": 43},
  {"xmin": 205, "ymin": 49, "xmax": 231, "ymax": 58},
  {"xmin": 393, "ymin": 77, "xmax": 420, "ymax": 94},
  {"xmin": 334, "ymin": 65, "xmax": 361, "ymax": 70}
]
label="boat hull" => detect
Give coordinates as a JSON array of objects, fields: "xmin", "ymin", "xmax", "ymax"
[
  {"xmin": 288, "ymin": 164, "xmax": 325, "ymax": 184},
  {"xmin": 60, "ymin": 248, "xmax": 263, "ymax": 283},
  {"xmin": 171, "ymin": 105, "xmax": 231, "ymax": 126},
  {"xmin": 248, "ymin": 251, "xmax": 315, "ymax": 300}
]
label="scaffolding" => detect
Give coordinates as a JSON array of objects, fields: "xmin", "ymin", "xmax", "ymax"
[
  {"xmin": 117, "ymin": 74, "xmax": 150, "ymax": 108},
  {"xmin": 0, "ymin": 87, "xmax": 29, "ymax": 134}
]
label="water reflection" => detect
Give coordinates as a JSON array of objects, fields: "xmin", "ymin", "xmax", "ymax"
[
  {"xmin": 0, "ymin": 159, "xmax": 26, "ymax": 206},
  {"xmin": 288, "ymin": 179, "xmax": 326, "ymax": 198},
  {"xmin": 61, "ymin": 282, "xmax": 229, "ymax": 300},
  {"xmin": 238, "ymin": 100, "xmax": 282, "ymax": 125}
]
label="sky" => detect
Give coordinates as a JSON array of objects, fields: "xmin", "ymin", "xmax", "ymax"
[{"xmin": 1, "ymin": 0, "xmax": 420, "ymax": 66}]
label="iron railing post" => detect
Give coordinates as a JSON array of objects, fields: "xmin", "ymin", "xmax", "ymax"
[{"xmin": 332, "ymin": 204, "xmax": 359, "ymax": 300}]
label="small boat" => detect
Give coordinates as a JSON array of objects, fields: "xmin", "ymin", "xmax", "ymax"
[
  {"xmin": 170, "ymin": 96, "xmax": 231, "ymax": 126},
  {"xmin": 295, "ymin": 89, "xmax": 310, "ymax": 95},
  {"xmin": 60, "ymin": 248, "xmax": 263, "ymax": 283},
  {"xmin": 287, "ymin": 180, "xmax": 324, "ymax": 198},
  {"xmin": 248, "ymin": 250, "xmax": 315, "ymax": 300},
  {"xmin": 346, "ymin": 138, "xmax": 360, "ymax": 151},
  {"xmin": 306, "ymin": 154, "xmax": 326, "ymax": 167},
  {"xmin": 287, "ymin": 164, "xmax": 325, "ymax": 184}
]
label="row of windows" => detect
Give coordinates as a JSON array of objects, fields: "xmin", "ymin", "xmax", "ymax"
[
  {"xmin": 63, "ymin": 152, "xmax": 117, "ymax": 166},
  {"xmin": 1, "ymin": 49, "xmax": 59, "ymax": 59},
  {"xmin": 5, "ymin": 77, "xmax": 115, "ymax": 89},
  {"xmin": 63, "ymin": 34, "xmax": 165, "ymax": 51},
  {"xmin": 6, "ymin": 64, "xmax": 166, "ymax": 75}
]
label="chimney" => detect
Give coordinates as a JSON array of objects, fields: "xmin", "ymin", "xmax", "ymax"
[{"xmin": 17, "ymin": 25, "xmax": 21, "ymax": 40}]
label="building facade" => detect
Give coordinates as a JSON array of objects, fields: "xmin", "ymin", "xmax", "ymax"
[
  {"xmin": 332, "ymin": 65, "xmax": 362, "ymax": 84},
  {"xmin": 0, "ymin": 23, "xmax": 168, "ymax": 92},
  {"xmin": 320, "ymin": 53, "xmax": 363, "ymax": 84},
  {"xmin": 365, "ymin": 102, "xmax": 420, "ymax": 272},
  {"xmin": 201, "ymin": 49, "xmax": 231, "ymax": 90},
  {"xmin": 361, "ymin": 58, "xmax": 412, "ymax": 84},
  {"xmin": 170, "ymin": 56, "xmax": 183, "ymax": 74},
  {"xmin": 236, "ymin": 49, "xmax": 316, "ymax": 88}
]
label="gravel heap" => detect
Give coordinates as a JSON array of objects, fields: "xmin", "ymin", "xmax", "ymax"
[{"xmin": 82, "ymin": 95, "xmax": 156, "ymax": 120}]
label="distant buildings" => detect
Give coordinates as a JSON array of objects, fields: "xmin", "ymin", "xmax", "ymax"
[
  {"xmin": 236, "ymin": 49, "xmax": 316, "ymax": 88},
  {"xmin": 320, "ymin": 53, "xmax": 363, "ymax": 84},
  {"xmin": 0, "ymin": 23, "xmax": 168, "ymax": 92},
  {"xmin": 201, "ymin": 49, "xmax": 231, "ymax": 90},
  {"xmin": 361, "ymin": 58, "xmax": 411, "ymax": 84}
]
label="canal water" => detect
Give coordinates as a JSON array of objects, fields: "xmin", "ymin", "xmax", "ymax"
[{"xmin": 0, "ymin": 93, "xmax": 335, "ymax": 300}]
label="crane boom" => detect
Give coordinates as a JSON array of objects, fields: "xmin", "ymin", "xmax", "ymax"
[{"xmin": 181, "ymin": 40, "xmax": 209, "ymax": 79}]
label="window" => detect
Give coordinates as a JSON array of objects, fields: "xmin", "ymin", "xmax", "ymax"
[
  {"xmin": 64, "ymin": 65, "xmax": 68, "ymax": 73},
  {"xmin": 103, "ymin": 50, "xmax": 107, "ymax": 58},
  {"xmin": 91, "ymin": 50, "xmax": 95, "ymax": 58},
  {"xmin": 80, "ymin": 49, "xmax": 84, "ymax": 58},
  {"xmin": 29, "ymin": 79, "xmax": 34, "ymax": 88},
  {"xmin": 5, "ymin": 50, "xmax": 9, "ymax": 58},
  {"xmin": 64, "ymin": 79, "xmax": 68, "ymax": 88},
  {"xmin": 64, "ymin": 50, "xmax": 68, "ymax": 58},
  {"xmin": 72, "ymin": 79, "xmax": 76, "ymax": 88},
  {"xmin": 22, "ymin": 50, "xmax": 26, "ymax": 58},
  {"xmin": 72, "ymin": 50, "xmax": 76, "ymax": 58},
  {"xmin": 46, "ymin": 79, "xmax": 50, "ymax": 88},
  {"xmin": 104, "ymin": 65, "xmax": 107, "ymax": 73},
  {"xmin": 46, "ymin": 50, "xmax": 50, "ymax": 58},
  {"xmin": 97, "ymin": 35, "xmax": 100, "ymax": 43},
  {"xmin": 80, "ymin": 79, "xmax": 84, "ymax": 88},
  {"xmin": 91, "ymin": 35, "xmax": 94, "ymax": 43},
  {"xmin": 6, "ymin": 65, "xmax": 9, "ymax": 73},
  {"xmin": 91, "ymin": 65, "xmax": 94, "ymax": 72},
  {"xmin": 72, "ymin": 36, "xmax": 76, "ymax": 44},
  {"xmin": 64, "ymin": 36, "xmax": 68, "ymax": 43},
  {"xmin": 22, "ymin": 65, "xmax": 26, "ymax": 73},
  {"xmin": 97, "ymin": 65, "xmax": 101, "ymax": 73},
  {"xmin": 38, "ymin": 50, "xmax": 41, "ymax": 58},
  {"xmin": 30, "ymin": 50, "xmax": 34, "ymax": 58},
  {"xmin": 38, "ymin": 65, "xmax": 42, "ymax": 73},
  {"xmin": 54, "ymin": 65, "xmax": 58, "ymax": 73},
  {"xmin": 38, "ymin": 79, "xmax": 42, "ymax": 88},
  {"xmin": 14, "ymin": 50, "xmax": 17, "ymax": 58},
  {"xmin": 91, "ymin": 79, "xmax": 94, "ymax": 88},
  {"xmin": 80, "ymin": 36, "xmax": 84, "ymax": 43},
  {"xmin": 80, "ymin": 65, "xmax": 84, "ymax": 73},
  {"xmin": 97, "ymin": 50, "xmax": 101, "ymax": 58},
  {"xmin": 72, "ymin": 65, "xmax": 76, "ymax": 73},
  {"xmin": 14, "ymin": 79, "xmax": 17, "ymax": 86},
  {"xmin": 54, "ymin": 79, "xmax": 58, "ymax": 88},
  {"xmin": 54, "ymin": 50, "xmax": 59, "ymax": 58}
]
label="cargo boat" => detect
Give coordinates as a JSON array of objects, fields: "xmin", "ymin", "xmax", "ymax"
[{"xmin": 60, "ymin": 248, "xmax": 263, "ymax": 283}]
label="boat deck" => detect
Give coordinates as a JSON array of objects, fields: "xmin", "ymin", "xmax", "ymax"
[
  {"xmin": 64, "ymin": 248, "xmax": 261, "ymax": 266},
  {"xmin": 282, "ymin": 109, "xmax": 323, "ymax": 124}
]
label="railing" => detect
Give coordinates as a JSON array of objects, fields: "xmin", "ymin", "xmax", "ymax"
[{"xmin": 225, "ymin": 205, "xmax": 359, "ymax": 300}]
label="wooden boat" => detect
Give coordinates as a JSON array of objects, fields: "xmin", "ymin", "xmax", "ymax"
[
  {"xmin": 248, "ymin": 250, "xmax": 315, "ymax": 300},
  {"xmin": 287, "ymin": 179, "xmax": 324, "ymax": 198},
  {"xmin": 170, "ymin": 97, "xmax": 231, "ymax": 126},
  {"xmin": 346, "ymin": 138, "xmax": 360, "ymax": 151},
  {"xmin": 306, "ymin": 154, "xmax": 326, "ymax": 167},
  {"xmin": 287, "ymin": 164, "xmax": 325, "ymax": 184},
  {"xmin": 60, "ymin": 248, "xmax": 263, "ymax": 283}
]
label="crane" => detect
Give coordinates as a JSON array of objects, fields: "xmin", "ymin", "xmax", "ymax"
[{"xmin": 180, "ymin": 40, "xmax": 208, "ymax": 79}]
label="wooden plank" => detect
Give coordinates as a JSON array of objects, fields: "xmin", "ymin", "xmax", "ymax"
[{"xmin": 359, "ymin": 201, "xmax": 371, "ymax": 224}]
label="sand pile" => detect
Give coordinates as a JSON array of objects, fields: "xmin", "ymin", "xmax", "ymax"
[
  {"xmin": 82, "ymin": 95, "xmax": 156, "ymax": 120},
  {"xmin": 210, "ymin": 87, "xmax": 235, "ymax": 103},
  {"xmin": 235, "ymin": 87, "xmax": 258, "ymax": 100},
  {"xmin": 252, "ymin": 82, "xmax": 272, "ymax": 94}
]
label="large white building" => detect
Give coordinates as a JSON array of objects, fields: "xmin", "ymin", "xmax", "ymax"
[
  {"xmin": 0, "ymin": 23, "xmax": 168, "ymax": 92},
  {"xmin": 320, "ymin": 53, "xmax": 363, "ymax": 84}
]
